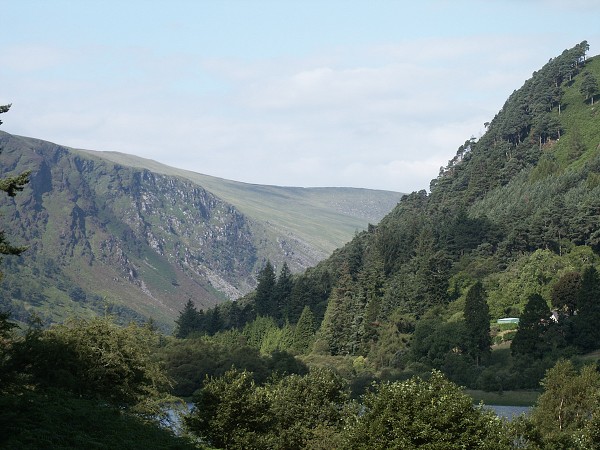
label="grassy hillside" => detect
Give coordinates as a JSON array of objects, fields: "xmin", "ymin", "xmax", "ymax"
[
  {"xmin": 0, "ymin": 132, "xmax": 401, "ymax": 329},
  {"xmin": 77, "ymin": 149, "xmax": 402, "ymax": 255},
  {"xmin": 193, "ymin": 42, "xmax": 600, "ymax": 392}
]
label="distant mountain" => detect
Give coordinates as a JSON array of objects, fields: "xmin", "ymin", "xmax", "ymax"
[{"xmin": 0, "ymin": 132, "xmax": 402, "ymax": 327}]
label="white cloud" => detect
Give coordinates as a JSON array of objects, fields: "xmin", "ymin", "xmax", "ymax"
[{"xmin": 3, "ymin": 32, "xmax": 597, "ymax": 192}]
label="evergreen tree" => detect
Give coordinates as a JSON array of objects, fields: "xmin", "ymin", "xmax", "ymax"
[
  {"xmin": 511, "ymin": 293, "xmax": 552, "ymax": 359},
  {"xmin": 580, "ymin": 72, "xmax": 598, "ymax": 105},
  {"xmin": 255, "ymin": 261, "xmax": 276, "ymax": 317},
  {"xmin": 174, "ymin": 299, "xmax": 202, "ymax": 338},
  {"xmin": 0, "ymin": 104, "xmax": 30, "ymax": 280},
  {"xmin": 273, "ymin": 262, "xmax": 293, "ymax": 324},
  {"xmin": 291, "ymin": 306, "xmax": 315, "ymax": 354},
  {"xmin": 463, "ymin": 281, "xmax": 491, "ymax": 366},
  {"xmin": 317, "ymin": 263, "xmax": 363, "ymax": 355},
  {"xmin": 573, "ymin": 266, "xmax": 600, "ymax": 351}
]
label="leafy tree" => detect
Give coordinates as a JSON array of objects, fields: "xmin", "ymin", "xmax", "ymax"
[
  {"xmin": 185, "ymin": 368, "xmax": 271, "ymax": 450},
  {"xmin": 267, "ymin": 368, "xmax": 350, "ymax": 449},
  {"xmin": 511, "ymin": 293, "xmax": 553, "ymax": 359},
  {"xmin": 410, "ymin": 312, "xmax": 466, "ymax": 370},
  {"xmin": 343, "ymin": 371, "xmax": 509, "ymax": 449},
  {"xmin": 0, "ymin": 388, "xmax": 199, "ymax": 450},
  {"xmin": 523, "ymin": 359, "xmax": 600, "ymax": 449},
  {"xmin": 463, "ymin": 281, "xmax": 491, "ymax": 366},
  {"xmin": 551, "ymin": 271, "xmax": 581, "ymax": 317},
  {"xmin": 186, "ymin": 367, "xmax": 349, "ymax": 450},
  {"xmin": 9, "ymin": 317, "xmax": 172, "ymax": 415},
  {"xmin": 174, "ymin": 299, "xmax": 202, "ymax": 338}
]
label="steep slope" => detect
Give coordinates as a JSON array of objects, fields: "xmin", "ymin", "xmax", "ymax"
[
  {"xmin": 243, "ymin": 42, "xmax": 600, "ymax": 356},
  {"xmin": 0, "ymin": 133, "xmax": 401, "ymax": 327},
  {"xmin": 79, "ymin": 149, "xmax": 400, "ymax": 256}
]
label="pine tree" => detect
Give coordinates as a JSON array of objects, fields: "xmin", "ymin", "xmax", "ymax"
[
  {"xmin": 255, "ymin": 261, "xmax": 276, "ymax": 318},
  {"xmin": 174, "ymin": 299, "xmax": 202, "ymax": 338},
  {"xmin": 463, "ymin": 281, "xmax": 491, "ymax": 366},
  {"xmin": 273, "ymin": 262, "xmax": 293, "ymax": 324},
  {"xmin": 511, "ymin": 293, "xmax": 552, "ymax": 359},
  {"xmin": 291, "ymin": 306, "xmax": 315, "ymax": 354},
  {"xmin": 573, "ymin": 266, "xmax": 600, "ymax": 351},
  {"xmin": 0, "ymin": 104, "xmax": 30, "ymax": 280},
  {"xmin": 317, "ymin": 263, "xmax": 363, "ymax": 355}
]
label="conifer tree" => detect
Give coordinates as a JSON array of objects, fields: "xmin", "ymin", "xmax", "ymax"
[
  {"xmin": 291, "ymin": 306, "xmax": 315, "ymax": 354},
  {"xmin": 174, "ymin": 299, "xmax": 202, "ymax": 338},
  {"xmin": 318, "ymin": 263, "xmax": 363, "ymax": 355},
  {"xmin": 511, "ymin": 293, "xmax": 552, "ymax": 359},
  {"xmin": 0, "ymin": 104, "xmax": 30, "ymax": 280},
  {"xmin": 463, "ymin": 281, "xmax": 491, "ymax": 366},
  {"xmin": 273, "ymin": 262, "xmax": 293, "ymax": 323},
  {"xmin": 573, "ymin": 266, "xmax": 600, "ymax": 351},
  {"xmin": 580, "ymin": 72, "xmax": 598, "ymax": 105},
  {"xmin": 255, "ymin": 261, "xmax": 276, "ymax": 317}
]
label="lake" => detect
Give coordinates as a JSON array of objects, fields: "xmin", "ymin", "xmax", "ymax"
[{"xmin": 484, "ymin": 404, "xmax": 531, "ymax": 419}]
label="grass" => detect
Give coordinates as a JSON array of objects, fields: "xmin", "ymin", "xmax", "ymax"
[
  {"xmin": 466, "ymin": 389, "xmax": 539, "ymax": 407},
  {"xmin": 77, "ymin": 149, "xmax": 403, "ymax": 254}
]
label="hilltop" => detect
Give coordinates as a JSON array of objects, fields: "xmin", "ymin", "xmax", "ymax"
[
  {"xmin": 0, "ymin": 132, "xmax": 401, "ymax": 328},
  {"xmin": 189, "ymin": 41, "xmax": 600, "ymax": 392}
]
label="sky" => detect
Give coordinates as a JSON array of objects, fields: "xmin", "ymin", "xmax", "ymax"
[{"xmin": 2, "ymin": 1, "xmax": 599, "ymax": 193}]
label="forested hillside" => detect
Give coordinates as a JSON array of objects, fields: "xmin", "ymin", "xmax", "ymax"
[
  {"xmin": 0, "ymin": 132, "xmax": 400, "ymax": 329},
  {"xmin": 182, "ymin": 41, "xmax": 600, "ymax": 391},
  {"xmin": 4, "ymin": 41, "xmax": 600, "ymax": 450}
]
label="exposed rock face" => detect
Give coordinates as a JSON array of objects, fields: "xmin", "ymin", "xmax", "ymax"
[{"xmin": 0, "ymin": 131, "xmax": 401, "ymax": 327}]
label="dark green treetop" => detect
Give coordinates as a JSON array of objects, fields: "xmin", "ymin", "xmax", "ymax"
[
  {"xmin": 511, "ymin": 293, "xmax": 553, "ymax": 359},
  {"xmin": 463, "ymin": 281, "xmax": 491, "ymax": 366},
  {"xmin": 0, "ymin": 104, "xmax": 30, "ymax": 279}
]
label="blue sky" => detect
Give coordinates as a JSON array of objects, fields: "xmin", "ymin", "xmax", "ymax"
[{"xmin": 2, "ymin": 0, "xmax": 599, "ymax": 192}]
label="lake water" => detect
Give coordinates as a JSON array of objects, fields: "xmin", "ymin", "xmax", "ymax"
[{"xmin": 484, "ymin": 404, "xmax": 531, "ymax": 419}]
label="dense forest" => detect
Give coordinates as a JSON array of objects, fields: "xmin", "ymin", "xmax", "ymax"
[
  {"xmin": 3, "ymin": 41, "xmax": 600, "ymax": 448},
  {"xmin": 172, "ymin": 41, "xmax": 600, "ymax": 392}
]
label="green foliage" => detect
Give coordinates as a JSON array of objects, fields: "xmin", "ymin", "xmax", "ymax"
[
  {"xmin": 290, "ymin": 305, "xmax": 316, "ymax": 354},
  {"xmin": 159, "ymin": 333, "xmax": 308, "ymax": 397},
  {"xmin": 464, "ymin": 281, "xmax": 492, "ymax": 365},
  {"xmin": 186, "ymin": 369, "xmax": 271, "ymax": 449},
  {"xmin": 186, "ymin": 367, "xmax": 350, "ymax": 450},
  {"xmin": 580, "ymin": 71, "xmax": 598, "ymax": 104},
  {"xmin": 0, "ymin": 104, "xmax": 30, "ymax": 281},
  {"xmin": 511, "ymin": 293, "xmax": 554, "ymax": 359},
  {"xmin": 9, "ymin": 317, "xmax": 172, "ymax": 414},
  {"xmin": 512, "ymin": 359, "xmax": 600, "ymax": 449},
  {"xmin": 551, "ymin": 271, "xmax": 581, "ymax": 317},
  {"xmin": 174, "ymin": 298, "xmax": 203, "ymax": 338},
  {"xmin": 573, "ymin": 266, "xmax": 600, "ymax": 351},
  {"xmin": 255, "ymin": 261, "xmax": 277, "ymax": 318},
  {"xmin": 0, "ymin": 388, "xmax": 199, "ymax": 450},
  {"xmin": 343, "ymin": 371, "xmax": 510, "ymax": 449},
  {"xmin": 318, "ymin": 263, "xmax": 365, "ymax": 355}
]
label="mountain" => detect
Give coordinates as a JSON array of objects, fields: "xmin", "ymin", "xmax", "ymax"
[
  {"xmin": 0, "ymin": 132, "xmax": 402, "ymax": 327},
  {"xmin": 298, "ymin": 42, "xmax": 600, "ymax": 362},
  {"xmin": 192, "ymin": 42, "xmax": 600, "ymax": 388}
]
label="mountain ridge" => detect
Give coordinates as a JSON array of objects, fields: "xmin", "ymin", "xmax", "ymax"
[{"xmin": 0, "ymin": 131, "xmax": 402, "ymax": 328}]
